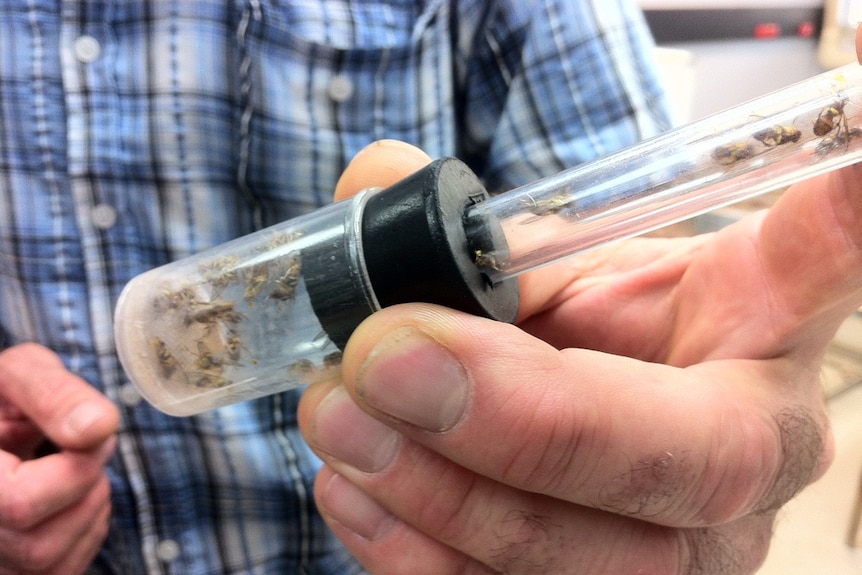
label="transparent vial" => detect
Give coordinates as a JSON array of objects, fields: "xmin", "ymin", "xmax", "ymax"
[
  {"xmin": 114, "ymin": 191, "xmax": 377, "ymax": 416},
  {"xmin": 467, "ymin": 63, "xmax": 862, "ymax": 283}
]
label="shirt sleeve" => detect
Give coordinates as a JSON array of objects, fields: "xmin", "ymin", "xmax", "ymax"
[{"xmin": 455, "ymin": 0, "xmax": 673, "ymax": 193}]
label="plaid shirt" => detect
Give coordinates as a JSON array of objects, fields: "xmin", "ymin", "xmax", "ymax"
[{"xmin": 0, "ymin": 0, "xmax": 670, "ymax": 573}]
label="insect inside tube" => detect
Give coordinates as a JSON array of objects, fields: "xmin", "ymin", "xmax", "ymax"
[
  {"xmin": 193, "ymin": 372, "xmax": 230, "ymax": 389},
  {"xmin": 813, "ymin": 98, "xmax": 849, "ymax": 138},
  {"xmin": 189, "ymin": 340, "xmax": 224, "ymax": 373},
  {"xmin": 815, "ymin": 126, "xmax": 862, "ymax": 156},
  {"xmin": 269, "ymin": 253, "xmax": 302, "ymax": 301},
  {"xmin": 184, "ymin": 299, "xmax": 242, "ymax": 327},
  {"xmin": 323, "ymin": 351, "xmax": 343, "ymax": 369},
  {"xmin": 711, "ymin": 142, "xmax": 756, "ymax": 165},
  {"xmin": 224, "ymin": 333, "xmax": 258, "ymax": 365},
  {"xmin": 154, "ymin": 285, "xmax": 198, "ymax": 313},
  {"xmin": 225, "ymin": 335, "xmax": 243, "ymax": 363},
  {"xmin": 288, "ymin": 358, "xmax": 315, "ymax": 380},
  {"xmin": 752, "ymin": 124, "xmax": 802, "ymax": 147},
  {"xmin": 199, "ymin": 255, "xmax": 241, "ymax": 292},
  {"xmin": 242, "ymin": 262, "xmax": 270, "ymax": 305},
  {"xmin": 520, "ymin": 191, "xmax": 574, "ymax": 217},
  {"xmin": 474, "ymin": 249, "xmax": 501, "ymax": 271},
  {"xmin": 150, "ymin": 337, "xmax": 180, "ymax": 379}
]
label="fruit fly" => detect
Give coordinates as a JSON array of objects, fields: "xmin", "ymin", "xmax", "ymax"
[
  {"xmin": 815, "ymin": 126, "xmax": 862, "ymax": 157},
  {"xmin": 474, "ymin": 249, "xmax": 501, "ymax": 271},
  {"xmin": 520, "ymin": 191, "xmax": 573, "ymax": 217},
  {"xmin": 323, "ymin": 351, "xmax": 343, "ymax": 369},
  {"xmin": 224, "ymin": 335, "xmax": 256, "ymax": 365},
  {"xmin": 288, "ymin": 359, "xmax": 315, "ymax": 379},
  {"xmin": 269, "ymin": 254, "xmax": 301, "ymax": 301},
  {"xmin": 183, "ymin": 299, "xmax": 240, "ymax": 326},
  {"xmin": 242, "ymin": 263, "xmax": 269, "ymax": 305},
  {"xmin": 150, "ymin": 337, "xmax": 179, "ymax": 379},
  {"xmin": 752, "ymin": 124, "xmax": 801, "ymax": 147},
  {"xmin": 199, "ymin": 255, "xmax": 241, "ymax": 292},
  {"xmin": 193, "ymin": 372, "xmax": 229, "ymax": 389},
  {"xmin": 190, "ymin": 341, "xmax": 224, "ymax": 373},
  {"xmin": 225, "ymin": 335, "xmax": 243, "ymax": 363},
  {"xmin": 711, "ymin": 142, "xmax": 755, "ymax": 165},
  {"xmin": 813, "ymin": 98, "xmax": 849, "ymax": 137},
  {"xmin": 154, "ymin": 285, "xmax": 198, "ymax": 313}
]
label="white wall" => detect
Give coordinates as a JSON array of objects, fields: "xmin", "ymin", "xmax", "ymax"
[
  {"xmin": 638, "ymin": 0, "xmax": 821, "ymax": 8},
  {"xmin": 656, "ymin": 37, "xmax": 824, "ymax": 123}
]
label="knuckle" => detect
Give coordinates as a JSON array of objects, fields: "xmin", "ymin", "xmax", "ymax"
[
  {"xmin": 679, "ymin": 514, "xmax": 774, "ymax": 575},
  {"xmin": 693, "ymin": 405, "xmax": 829, "ymax": 525},
  {"xmin": 757, "ymin": 406, "xmax": 829, "ymax": 513}
]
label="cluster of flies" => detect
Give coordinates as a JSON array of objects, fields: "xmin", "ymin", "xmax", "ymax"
[
  {"xmin": 148, "ymin": 231, "xmax": 316, "ymax": 390},
  {"xmin": 473, "ymin": 94, "xmax": 858, "ymax": 273},
  {"xmin": 712, "ymin": 96, "xmax": 858, "ymax": 165}
]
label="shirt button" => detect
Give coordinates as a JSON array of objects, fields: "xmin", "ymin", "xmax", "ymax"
[
  {"xmin": 155, "ymin": 539, "xmax": 181, "ymax": 563},
  {"xmin": 118, "ymin": 383, "xmax": 142, "ymax": 407},
  {"xmin": 74, "ymin": 35, "xmax": 102, "ymax": 63},
  {"xmin": 327, "ymin": 74, "xmax": 354, "ymax": 102},
  {"xmin": 91, "ymin": 204, "xmax": 117, "ymax": 229}
]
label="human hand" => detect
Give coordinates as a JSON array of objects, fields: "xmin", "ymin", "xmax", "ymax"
[
  {"xmin": 0, "ymin": 343, "xmax": 120, "ymax": 574},
  {"xmin": 299, "ymin": 122, "xmax": 861, "ymax": 574}
]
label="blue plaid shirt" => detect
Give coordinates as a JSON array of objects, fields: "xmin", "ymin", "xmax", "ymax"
[{"xmin": 0, "ymin": 0, "xmax": 670, "ymax": 573}]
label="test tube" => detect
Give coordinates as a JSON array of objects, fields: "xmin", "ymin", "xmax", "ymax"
[
  {"xmin": 115, "ymin": 62, "xmax": 862, "ymax": 416},
  {"xmin": 467, "ymin": 63, "xmax": 862, "ymax": 283}
]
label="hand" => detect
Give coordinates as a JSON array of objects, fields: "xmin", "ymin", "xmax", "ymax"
[
  {"xmin": 298, "ymin": 134, "xmax": 862, "ymax": 574},
  {"xmin": 0, "ymin": 343, "xmax": 120, "ymax": 575}
]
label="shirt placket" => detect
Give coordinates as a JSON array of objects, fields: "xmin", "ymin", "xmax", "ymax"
[{"xmin": 59, "ymin": 2, "xmax": 177, "ymax": 573}]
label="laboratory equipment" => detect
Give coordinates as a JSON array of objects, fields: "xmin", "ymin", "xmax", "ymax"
[{"xmin": 115, "ymin": 62, "xmax": 862, "ymax": 416}]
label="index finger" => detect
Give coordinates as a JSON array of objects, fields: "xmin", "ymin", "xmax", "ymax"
[
  {"xmin": 0, "ymin": 344, "xmax": 119, "ymax": 450},
  {"xmin": 333, "ymin": 140, "xmax": 432, "ymax": 201}
]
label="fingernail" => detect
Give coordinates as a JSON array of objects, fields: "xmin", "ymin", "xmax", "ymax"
[
  {"xmin": 358, "ymin": 326, "xmax": 468, "ymax": 432},
  {"xmin": 65, "ymin": 402, "xmax": 105, "ymax": 438},
  {"xmin": 312, "ymin": 386, "xmax": 400, "ymax": 473},
  {"xmin": 321, "ymin": 472, "xmax": 396, "ymax": 541}
]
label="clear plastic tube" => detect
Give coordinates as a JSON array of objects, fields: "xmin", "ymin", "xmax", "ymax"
[
  {"xmin": 116, "ymin": 62, "xmax": 862, "ymax": 416},
  {"xmin": 114, "ymin": 190, "xmax": 380, "ymax": 416},
  {"xmin": 466, "ymin": 63, "xmax": 862, "ymax": 283}
]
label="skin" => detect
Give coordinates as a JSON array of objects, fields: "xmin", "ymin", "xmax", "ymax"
[
  {"xmin": 2, "ymin": 32, "xmax": 862, "ymax": 575},
  {"xmin": 297, "ymin": 86, "xmax": 862, "ymax": 575},
  {"xmin": 0, "ymin": 344, "xmax": 119, "ymax": 574}
]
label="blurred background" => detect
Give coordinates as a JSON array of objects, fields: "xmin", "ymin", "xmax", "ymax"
[
  {"xmin": 635, "ymin": 1, "xmax": 862, "ymax": 572},
  {"xmin": 639, "ymin": 0, "xmax": 846, "ymax": 123}
]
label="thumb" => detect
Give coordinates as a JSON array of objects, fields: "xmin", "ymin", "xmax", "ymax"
[
  {"xmin": 334, "ymin": 140, "xmax": 432, "ymax": 201},
  {"xmin": 0, "ymin": 343, "xmax": 119, "ymax": 450}
]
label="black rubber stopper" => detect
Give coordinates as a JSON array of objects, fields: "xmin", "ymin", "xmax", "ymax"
[
  {"xmin": 360, "ymin": 157, "xmax": 519, "ymax": 321},
  {"xmin": 306, "ymin": 157, "xmax": 519, "ymax": 350}
]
